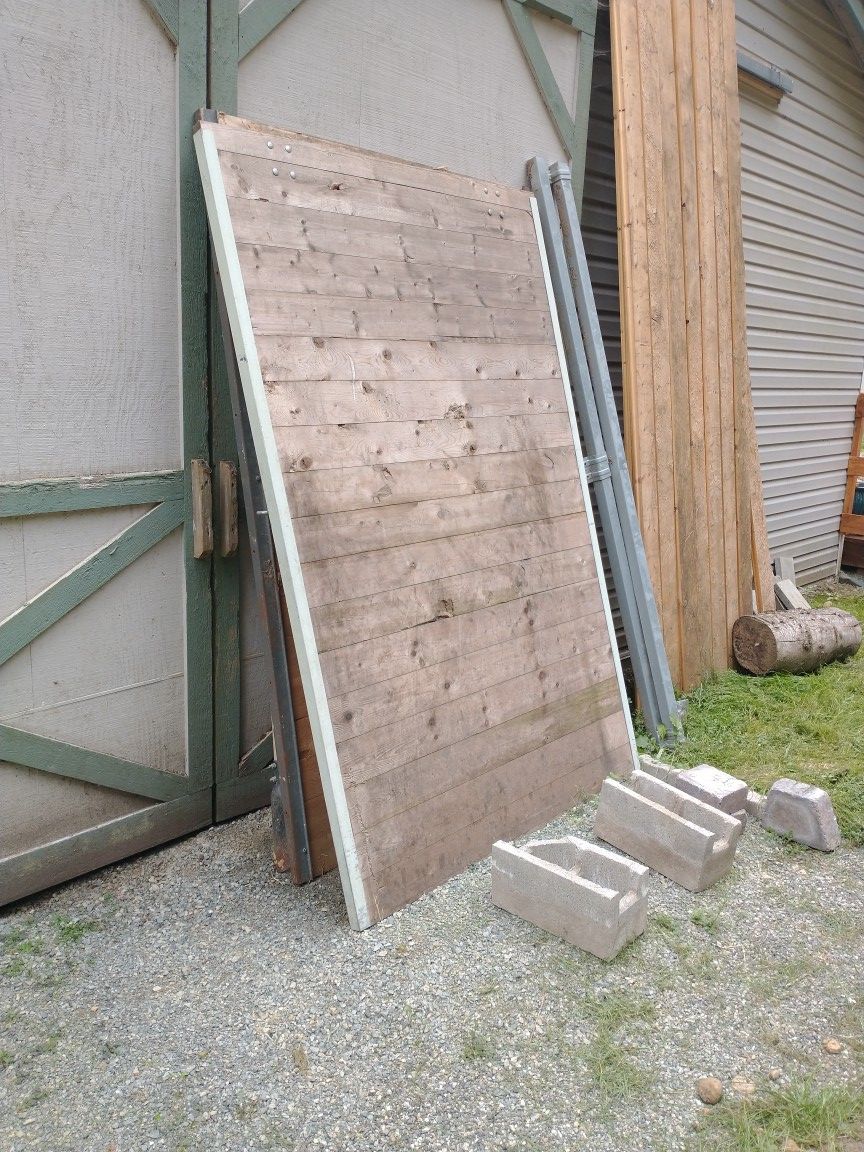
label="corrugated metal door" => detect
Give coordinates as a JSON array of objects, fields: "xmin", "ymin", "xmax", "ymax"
[{"xmin": 737, "ymin": 0, "xmax": 864, "ymax": 583}]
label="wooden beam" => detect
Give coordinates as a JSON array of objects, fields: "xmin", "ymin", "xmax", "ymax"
[
  {"xmin": 502, "ymin": 0, "xmax": 580, "ymax": 160},
  {"xmin": 0, "ymin": 471, "xmax": 183, "ymax": 519},
  {"xmin": 0, "ymin": 500, "xmax": 184, "ymax": 667},
  {"xmin": 237, "ymin": 729, "xmax": 275, "ymax": 777},
  {"xmin": 238, "ymin": 0, "xmax": 310, "ymax": 60},
  {"xmin": 517, "ymin": 0, "xmax": 597, "ymax": 34},
  {"xmin": 0, "ymin": 725, "xmax": 188, "ymax": 802},
  {"xmin": 142, "ymin": 0, "xmax": 179, "ymax": 44},
  {"xmin": 0, "ymin": 790, "xmax": 211, "ymax": 908}
]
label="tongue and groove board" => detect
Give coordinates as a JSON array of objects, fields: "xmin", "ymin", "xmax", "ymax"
[{"xmin": 196, "ymin": 113, "xmax": 636, "ymax": 929}]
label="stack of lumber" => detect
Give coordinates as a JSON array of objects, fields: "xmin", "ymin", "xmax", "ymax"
[
  {"xmin": 197, "ymin": 114, "xmax": 637, "ymax": 929},
  {"xmin": 610, "ymin": 0, "xmax": 774, "ymax": 690}
]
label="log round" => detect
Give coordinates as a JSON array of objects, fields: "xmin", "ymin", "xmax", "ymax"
[{"xmin": 732, "ymin": 608, "xmax": 862, "ymax": 676}]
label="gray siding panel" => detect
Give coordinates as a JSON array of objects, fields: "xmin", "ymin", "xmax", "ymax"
[{"xmin": 737, "ymin": 0, "xmax": 864, "ymax": 583}]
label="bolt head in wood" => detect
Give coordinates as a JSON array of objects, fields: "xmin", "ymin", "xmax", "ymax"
[
  {"xmin": 284, "ymin": 144, "xmax": 292, "ymax": 152},
  {"xmin": 290, "ymin": 171, "xmax": 296, "ymax": 179},
  {"xmin": 272, "ymin": 167, "xmax": 279, "ymax": 175},
  {"xmin": 266, "ymin": 140, "xmax": 273, "ymax": 148}
]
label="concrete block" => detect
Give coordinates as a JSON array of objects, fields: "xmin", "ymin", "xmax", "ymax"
[
  {"xmin": 491, "ymin": 836, "xmax": 649, "ymax": 960},
  {"xmin": 760, "ymin": 778, "xmax": 841, "ymax": 851},
  {"xmin": 595, "ymin": 770, "xmax": 743, "ymax": 892},
  {"xmin": 638, "ymin": 754, "xmax": 681, "ymax": 786},
  {"xmin": 675, "ymin": 764, "xmax": 748, "ymax": 825},
  {"xmin": 745, "ymin": 790, "xmax": 765, "ymax": 819}
]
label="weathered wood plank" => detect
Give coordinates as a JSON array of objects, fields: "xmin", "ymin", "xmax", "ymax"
[
  {"xmin": 216, "ymin": 115, "xmax": 530, "ymax": 211},
  {"xmin": 267, "ymin": 379, "xmax": 564, "ymax": 427},
  {"xmin": 199, "ymin": 114, "xmax": 631, "ymax": 927},
  {"xmin": 351, "ymin": 679, "xmax": 621, "ymax": 833},
  {"xmin": 276, "ymin": 413, "xmax": 572, "ymax": 472},
  {"xmin": 293, "ymin": 480, "xmax": 582, "ymax": 563},
  {"xmin": 303, "ymin": 514, "xmax": 589, "ymax": 607},
  {"xmin": 257, "ymin": 336, "xmax": 561, "ymax": 383},
  {"xmin": 230, "ymin": 200, "xmax": 541, "ymax": 275},
  {"xmin": 221, "ymin": 152, "xmax": 535, "ymax": 242},
  {"xmin": 339, "ymin": 638, "xmax": 614, "ymax": 783},
  {"xmin": 238, "ymin": 244, "xmax": 545, "ymax": 308},
  {"xmin": 248, "ymin": 292, "xmax": 552, "ymax": 343},
  {"xmin": 329, "ymin": 602, "xmax": 603, "ymax": 741},
  {"xmin": 362, "ymin": 712, "xmax": 631, "ymax": 912},
  {"xmin": 320, "ymin": 577, "xmax": 604, "ymax": 696},
  {"xmin": 284, "ymin": 447, "xmax": 578, "ymax": 516}
]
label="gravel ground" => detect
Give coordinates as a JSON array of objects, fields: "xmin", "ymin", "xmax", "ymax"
[{"xmin": 1, "ymin": 800, "xmax": 862, "ymax": 1152}]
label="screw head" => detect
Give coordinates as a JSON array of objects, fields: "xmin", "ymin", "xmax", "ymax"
[
  {"xmin": 284, "ymin": 144, "xmax": 292, "ymax": 153},
  {"xmin": 290, "ymin": 170, "xmax": 296, "ymax": 179},
  {"xmin": 272, "ymin": 167, "xmax": 279, "ymax": 175},
  {"xmin": 266, "ymin": 140, "xmax": 273, "ymax": 149}
]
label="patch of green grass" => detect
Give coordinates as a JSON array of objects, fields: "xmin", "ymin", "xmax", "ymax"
[
  {"xmin": 1, "ymin": 958, "xmax": 26, "ymax": 978},
  {"xmin": 691, "ymin": 908, "xmax": 722, "ymax": 935},
  {"xmin": 582, "ymin": 993, "xmax": 656, "ymax": 1099},
  {"xmin": 0, "ymin": 1050, "xmax": 13, "ymax": 1068},
  {"xmin": 462, "ymin": 1030, "xmax": 494, "ymax": 1061},
  {"xmin": 638, "ymin": 589, "xmax": 864, "ymax": 846},
  {"xmin": 653, "ymin": 911, "xmax": 680, "ymax": 933},
  {"xmin": 2, "ymin": 926, "xmax": 43, "ymax": 958},
  {"xmin": 52, "ymin": 915, "xmax": 100, "ymax": 944},
  {"xmin": 693, "ymin": 1079, "xmax": 864, "ymax": 1151}
]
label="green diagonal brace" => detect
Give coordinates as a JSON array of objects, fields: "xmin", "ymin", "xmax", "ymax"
[
  {"xmin": 0, "ymin": 500, "xmax": 184, "ymax": 667},
  {"xmin": 0, "ymin": 724, "xmax": 188, "ymax": 801},
  {"xmin": 239, "ymin": 0, "xmax": 310, "ymax": 59},
  {"xmin": 143, "ymin": 0, "xmax": 179, "ymax": 44},
  {"xmin": 502, "ymin": 0, "xmax": 595, "ymax": 212},
  {"xmin": 0, "ymin": 471, "xmax": 183, "ymax": 519},
  {"xmin": 518, "ymin": 0, "xmax": 596, "ymax": 34}
]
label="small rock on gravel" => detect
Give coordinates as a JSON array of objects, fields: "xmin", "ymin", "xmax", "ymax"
[
  {"xmin": 731, "ymin": 1075, "xmax": 756, "ymax": 1096},
  {"xmin": 768, "ymin": 1068, "xmax": 782, "ymax": 1081},
  {"xmin": 696, "ymin": 1076, "xmax": 724, "ymax": 1105},
  {"xmin": 823, "ymin": 1037, "xmax": 844, "ymax": 1054}
]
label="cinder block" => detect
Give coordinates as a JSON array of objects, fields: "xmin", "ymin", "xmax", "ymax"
[
  {"xmin": 745, "ymin": 790, "xmax": 764, "ymax": 819},
  {"xmin": 638, "ymin": 754, "xmax": 681, "ymax": 786},
  {"xmin": 491, "ymin": 836, "xmax": 649, "ymax": 960},
  {"xmin": 675, "ymin": 764, "xmax": 748, "ymax": 825},
  {"xmin": 760, "ymin": 778, "xmax": 841, "ymax": 851},
  {"xmin": 595, "ymin": 770, "xmax": 743, "ymax": 892}
]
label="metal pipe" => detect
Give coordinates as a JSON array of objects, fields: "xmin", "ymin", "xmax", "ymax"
[{"xmin": 548, "ymin": 159, "xmax": 681, "ymax": 737}]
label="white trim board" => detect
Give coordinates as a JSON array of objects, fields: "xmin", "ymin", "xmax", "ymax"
[{"xmin": 194, "ymin": 121, "xmax": 370, "ymax": 930}]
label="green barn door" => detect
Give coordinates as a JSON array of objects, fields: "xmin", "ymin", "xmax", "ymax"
[{"xmin": 0, "ymin": 0, "xmax": 214, "ymax": 905}]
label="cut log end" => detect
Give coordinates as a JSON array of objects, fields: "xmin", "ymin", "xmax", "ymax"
[{"xmin": 732, "ymin": 608, "xmax": 862, "ymax": 676}]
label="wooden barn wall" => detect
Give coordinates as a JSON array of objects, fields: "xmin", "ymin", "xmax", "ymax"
[
  {"xmin": 234, "ymin": 0, "xmax": 592, "ymax": 752},
  {"xmin": 737, "ymin": 0, "xmax": 864, "ymax": 584},
  {"xmin": 0, "ymin": 0, "xmax": 187, "ymax": 857}
]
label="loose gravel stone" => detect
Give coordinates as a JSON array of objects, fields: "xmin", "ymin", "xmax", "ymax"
[
  {"xmin": 1, "ymin": 802, "xmax": 862, "ymax": 1151},
  {"xmin": 823, "ymin": 1037, "xmax": 845, "ymax": 1054},
  {"xmin": 696, "ymin": 1077, "xmax": 723, "ymax": 1105}
]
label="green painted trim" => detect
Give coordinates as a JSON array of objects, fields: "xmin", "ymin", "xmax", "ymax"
[
  {"xmin": 0, "ymin": 789, "xmax": 212, "ymax": 908},
  {"xmin": 214, "ymin": 764, "xmax": 272, "ymax": 822},
  {"xmin": 571, "ymin": 24, "xmax": 596, "ymax": 213},
  {"xmin": 503, "ymin": 0, "xmax": 579, "ymax": 159},
  {"xmin": 143, "ymin": 0, "xmax": 180, "ymax": 44},
  {"xmin": 208, "ymin": 1, "xmax": 243, "ymax": 794},
  {"xmin": 0, "ymin": 501, "xmax": 184, "ymax": 667},
  {"xmin": 0, "ymin": 471, "xmax": 183, "ymax": 519},
  {"xmin": 502, "ymin": 0, "xmax": 595, "ymax": 213},
  {"xmin": 238, "ymin": 0, "xmax": 310, "ymax": 60},
  {"xmin": 179, "ymin": 0, "xmax": 214, "ymax": 793},
  {"xmin": 0, "ymin": 725, "xmax": 188, "ymax": 802},
  {"xmin": 237, "ymin": 729, "xmax": 275, "ymax": 778},
  {"xmin": 518, "ymin": 0, "xmax": 595, "ymax": 34}
]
